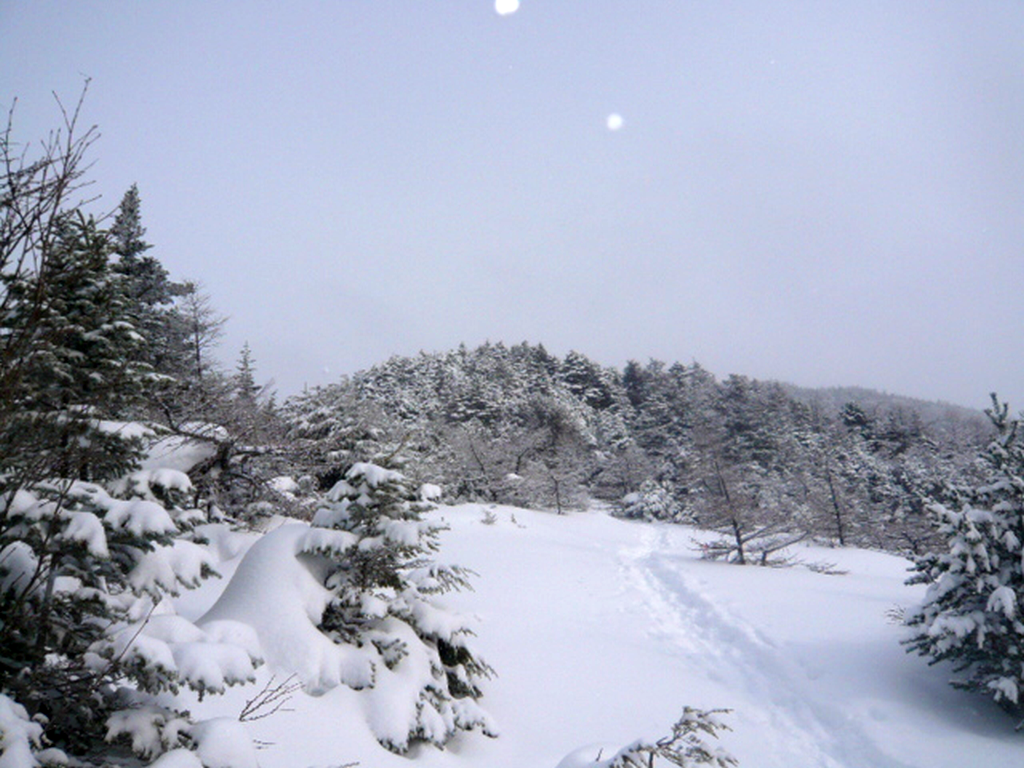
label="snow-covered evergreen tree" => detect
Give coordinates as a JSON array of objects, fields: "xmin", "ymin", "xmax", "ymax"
[
  {"xmin": 109, "ymin": 185, "xmax": 194, "ymax": 405},
  {"xmin": 300, "ymin": 462, "xmax": 495, "ymax": 753},
  {"xmin": 233, "ymin": 342, "xmax": 260, "ymax": 405},
  {"xmin": 605, "ymin": 707, "xmax": 738, "ymax": 768},
  {"xmin": 0, "ymin": 175, "xmax": 257, "ymax": 762},
  {"xmin": 904, "ymin": 396, "xmax": 1024, "ymax": 717}
]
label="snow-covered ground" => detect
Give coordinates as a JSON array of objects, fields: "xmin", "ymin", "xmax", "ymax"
[{"xmin": 177, "ymin": 505, "xmax": 1022, "ymax": 767}]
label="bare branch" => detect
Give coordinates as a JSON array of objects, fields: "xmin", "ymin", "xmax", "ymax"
[{"xmin": 238, "ymin": 674, "xmax": 301, "ymax": 722}]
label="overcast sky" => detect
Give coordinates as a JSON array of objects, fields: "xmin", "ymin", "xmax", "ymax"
[{"xmin": 3, "ymin": 1, "xmax": 1022, "ymax": 409}]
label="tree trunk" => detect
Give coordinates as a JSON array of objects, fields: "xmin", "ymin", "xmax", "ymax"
[
  {"xmin": 731, "ymin": 516, "xmax": 746, "ymax": 565},
  {"xmin": 825, "ymin": 465, "xmax": 846, "ymax": 546}
]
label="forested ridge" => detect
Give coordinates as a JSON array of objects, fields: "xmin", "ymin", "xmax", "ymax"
[{"xmin": 288, "ymin": 342, "xmax": 991, "ymax": 560}]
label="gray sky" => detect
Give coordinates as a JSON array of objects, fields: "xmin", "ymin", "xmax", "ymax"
[{"xmin": 3, "ymin": 1, "xmax": 1022, "ymax": 410}]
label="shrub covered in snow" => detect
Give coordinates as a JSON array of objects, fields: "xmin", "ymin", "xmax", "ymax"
[
  {"xmin": 904, "ymin": 396, "xmax": 1024, "ymax": 717},
  {"xmin": 556, "ymin": 707, "xmax": 737, "ymax": 768},
  {"xmin": 619, "ymin": 480, "xmax": 686, "ymax": 523},
  {"xmin": 196, "ymin": 462, "xmax": 496, "ymax": 755}
]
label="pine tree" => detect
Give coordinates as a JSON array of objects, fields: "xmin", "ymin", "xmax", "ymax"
[
  {"xmin": 689, "ymin": 377, "xmax": 810, "ymax": 565},
  {"xmin": 0, "ymin": 212, "xmax": 252, "ymax": 758},
  {"xmin": 1, "ymin": 212, "xmax": 154, "ymax": 482},
  {"xmin": 620, "ymin": 479, "xmax": 685, "ymax": 522},
  {"xmin": 152, "ymin": 280, "xmax": 229, "ymax": 425},
  {"xmin": 560, "ymin": 350, "xmax": 614, "ymax": 410},
  {"xmin": 109, "ymin": 184, "xmax": 189, "ymax": 387},
  {"xmin": 0, "ymin": 99, "xmax": 262, "ymax": 764},
  {"xmin": 234, "ymin": 341, "xmax": 260, "ymax": 405},
  {"xmin": 301, "ymin": 462, "xmax": 494, "ymax": 752},
  {"xmin": 904, "ymin": 395, "xmax": 1024, "ymax": 717}
]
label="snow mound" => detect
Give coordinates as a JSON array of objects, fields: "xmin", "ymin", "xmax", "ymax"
[
  {"xmin": 190, "ymin": 718, "xmax": 259, "ymax": 768},
  {"xmin": 555, "ymin": 744, "xmax": 622, "ymax": 768},
  {"xmin": 198, "ymin": 524, "xmax": 373, "ymax": 693}
]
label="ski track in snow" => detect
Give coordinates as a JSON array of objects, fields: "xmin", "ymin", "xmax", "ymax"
[{"xmin": 617, "ymin": 526, "xmax": 914, "ymax": 768}]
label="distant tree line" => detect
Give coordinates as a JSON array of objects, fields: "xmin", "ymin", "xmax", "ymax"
[{"xmin": 284, "ymin": 342, "xmax": 991, "ymax": 561}]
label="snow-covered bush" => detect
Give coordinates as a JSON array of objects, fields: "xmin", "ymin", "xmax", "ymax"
[
  {"xmin": 904, "ymin": 396, "xmax": 1024, "ymax": 717},
  {"xmin": 557, "ymin": 707, "xmax": 737, "ymax": 768},
  {"xmin": 303, "ymin": 462, "xmax": 495, "ymax": 752},
  {"xmin": 619, "ymin": 480, "xmax": 686, "ymax": 522}
]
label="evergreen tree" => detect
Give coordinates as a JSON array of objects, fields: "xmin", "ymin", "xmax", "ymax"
[
  {"xmin": 1, "ymin": 212, "xmax": 154, "ymax": 482},
  {"xmin": 285, "ymin": 379, "xmax": 404, "ymax": 492},
  {"xmin": 689, "ymin": 376, "xmax": 809, "ymax": 564},
  {"xmin": 109, "ymin": 185, "xmax": 189, "ymax": 388},
  {"xmin": 620, "ymin": 479, "xmax": 685, "ymax": 522},
  {"xmin": 904, "ymin": 395, "xmax": 1024, "ymax": 717},
  {"xmin": 301, "ymin": 462, "xmax": 494, "ymax": 752},
  {"xmin": 0, "ymin": 208, "xmax": 252, "ymax": 759},
  {"xmin": 0, "ymin": 475, "xmax": 225, "ymax": 754},
  {"xmin": 234, "ymin": 341, "xmax": 260, "ymax": 405},
  {"xmin": 560, "ymin": 350, "xmax": 614, "ymax": 410}
]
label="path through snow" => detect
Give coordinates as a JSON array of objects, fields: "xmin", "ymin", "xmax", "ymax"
[{"xmin": 618, "ymin": 525, "xmax": 914, "ymax": 768}]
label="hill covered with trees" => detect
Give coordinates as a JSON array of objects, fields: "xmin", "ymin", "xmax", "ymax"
[{"xmin": 286, "ymin": 342, "xmax": 991, "ymax": 561}]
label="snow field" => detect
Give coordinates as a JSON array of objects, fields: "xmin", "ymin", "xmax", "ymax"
[{"xmin": 175, "ymin": 505, "xmax": 1022, "ymax": 767}]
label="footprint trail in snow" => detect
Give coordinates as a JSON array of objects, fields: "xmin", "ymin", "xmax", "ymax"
[{"xmin": 617, "ymin": 526, "xmax": 913, "ymax": 768}]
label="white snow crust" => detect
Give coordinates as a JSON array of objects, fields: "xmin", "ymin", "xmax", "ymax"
[{"xmin": 189, "ymin": 718, "xmax": 259, "ymax": 768}]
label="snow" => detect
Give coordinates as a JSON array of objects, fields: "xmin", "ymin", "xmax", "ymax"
[
  {"xmin": 382, "ymin": 517, "xmax": 433, "ymax": 547},
  {"xmin": 105, "ymin": 498, "xmax": 177, "ymax": 537},
  {"xmin": 198, "ymin": 524, "xmax": 374, "ymax": 693},
  {"xmin": 95, "ymin": 419, "xmax": 155, "ymax": 440},
  {"xmin": 146, "ymin": 749, "xmax": 204, "ymax": 768},
  {"xmin": 105, "ymin": 706, "xmax": 189, "ymax": 760},
  {"xmin": 420, "ymin": 483, "xmax": 444, "ymax": 502},
  {"xmin": 107, "ymin": 628, "xmax": 178, "ymax": 675},
  {"xmin": 554, "ymin": 744, "xmax": 622, "ymax": 768},
  {"xmin": 114, "ymin": 468, "xmax": 194, "ymax": 500},
  {"xmin": 0, "ymin": 694, "xmax": 45, "ymax": 768},
  {"xmin": 141, "ymin": 428, "xmax": 222, "ymax": 473},
  {"xmin": 200, "ymin": 620, "xmax": 263, "ymax": 663},
  {"xmin": 166, "ymin": 504, "xmax": 1023, "ymax": 767},
  {"xmin": 0, "ymin": 541, "xmax": 40, "ymax": 595},
  {"xmin": 298, "ymin": 526, "xmax": 358, "ymax": 557},
  {"xmin": 129, "ymin": 539, "xmax": 219, "ymax": 595},
  {"xmin": 172, "ymin": 641, "xmax": 256, "ymax": 695},
  {"xmin": 986, "ymin": 585, "xmax": 1017, "ymax": 619},
  {"xmin": 269, "ymin": 475, "xmax": 301, "ymax": 495},
  {"xmin": 189, "ymin": 718, "xmax": 259, "ymax": 768},
  {"xmin": 353, "ymin": 461, "xmax": 402, "ymax": 487}
]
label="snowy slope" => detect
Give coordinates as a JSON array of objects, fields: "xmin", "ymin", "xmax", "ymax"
[{"xmin": 178, "ymin": 505, "xmax": 1023, "ymax": 768}]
